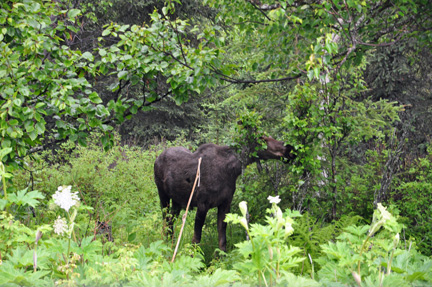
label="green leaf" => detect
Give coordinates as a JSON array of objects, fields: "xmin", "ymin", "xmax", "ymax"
[
  {"xmin": 118, "ymin": 70, "xmax": 128, "ymax": 80},
  {"xmin": 102, "ymin": 29, "xmax": 111, "ymax": 37},
  {"xmin": 128, "ymin": 232, "xmax": 137, "ymax": 242},
  {"xmin": 67, "ymin": 9, "xmax": 81, "ymax": 19},
  {"xmin": 35, "ymin": 102, "xmax": 46, "ymax": 109},
  {"xmin": 78, "ymin": 137, "xmax": 87, "ymax": 147},
  {"xmin": 0, "ymin": 147, "xmax": 12, "ymax": 162},
  {"xmin": 0, "ymin": 199, "xmax": 7, "ymax": 210},
  {"xmin": 119, "ymin": 25, "xmax": 130, "ymax": 32},
  {"xmin": 28, "ymin": 129, "xmax": 38, "ymax": 141},
  {"xmin": 35, "ymin": 122, "xmax": 45, "ymax": 134},
  {"xmin": 89, "ymin": 92, "xmax": 103, "ymax": 104},
  {"xmin": 8, "ymin": 119, "xmax": 19, "ymax": 126},
  {"xmin": 82, "ymin": 51, "xmax": 94, "ymax": 61},
  {"xmin": 7, "ymin": 189, "xmax": 45, "ymax": 208},
  {"xmin": 313, "ymin": 67, "xmax": 320, "ymax": 79},
  {"xmin": 307, "ymin": 69, "xmax": 314, "ymax": 81},
  {"xmin": 99, "ymin": 48, "xmax": 107, "ymax": 56}
]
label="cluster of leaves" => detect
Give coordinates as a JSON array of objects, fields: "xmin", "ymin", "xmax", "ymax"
[
  {"xmin": 0, "ymin": 1, "xmax": 106, "ymax": 163},
  {"xmin": 0, "ymin": 0, "xmax": 226, "ymax": 169},
  {"xmin": 390, "ymin": 145, "xmax": 432, "ymax": 255}
]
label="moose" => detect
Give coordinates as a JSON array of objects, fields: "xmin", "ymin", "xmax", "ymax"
[{"xmin": 154, "ymin": 136, "xmax": 295, "ymax": 252}]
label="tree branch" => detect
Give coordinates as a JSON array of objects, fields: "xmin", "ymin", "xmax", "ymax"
[
  {"xmin": 247, "ymin": 0, "xmax": 281, "ymax": 11},
  {"xmin": 221, "ymin": 75, "xmax": 301, "ymax": 84},
  {"xmin": 162, "ymin": 13, "xmax": 189, "ymax": 68},
  {"xmin": 246, "ymin": 0, "xmax": 272, "ymax": 21}
]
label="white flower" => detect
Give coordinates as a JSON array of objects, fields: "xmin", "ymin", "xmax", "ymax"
[
  {"xmin": 393, "ymin": 233, "xmax": 400, "ymax": 248},
  {"xmin": 275, "ymin": 205, "xmax": 283, "ymax": 219},
  {"xmin": 267, "ymin": 195, "xmax": 281, "ymax": 205},
  {"xmin": 395, "ymin": 233, "xmax": 400, "ymax": 241},
  {"xmin": 284, "ymin": 218, "xmax": 294, "ymax": 238},
  {"xmin": 239, "ymin": 217, "xmax": 249, "ymax": 231},
  {"xmin": 377, "ymin": 203, "xmax": 391, "ymax": 221},
  {"xmin": 53, "ymin": 185, "xmax": 80, "ymax": 212},
  {"xmin": 239, "ymin": 201, "xmax": 248, "ymax": 218},
  {"xmin": 53, "ymin": 216, "xmax": 68, "ymax": 236}
]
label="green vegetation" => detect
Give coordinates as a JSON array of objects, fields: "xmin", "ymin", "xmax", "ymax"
[{"xmin": 1, "ymin": 0, "xmax": 432, "ymax": 285}]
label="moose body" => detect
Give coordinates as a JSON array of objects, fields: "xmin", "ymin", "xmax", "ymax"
[{"xmin": 154, "ymin": 137, "xmax": 294, "ymax": 251}]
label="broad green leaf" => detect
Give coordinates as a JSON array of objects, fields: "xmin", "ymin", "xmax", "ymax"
[
  {"xmin": 68, "ymin": 9, "xmax": 81, "ymax": 19},
  {"xmin": 7, "ymin": 189, "xmax": 45, "ymax": 208},
  {"xmin": 82, "ymin": 51, "xmax": 94, "ymax": 61},
  {"xmin": 102, "ymin": 29, "xmax": 111, "ymax": 37},
  {"xmin": 89, "ymin": 92, "xmax": 103, "ymax": 104},
  {"xmin": 0, "ymin": 147, "xmax": 12, "ymax": 161},
  {"xmin": 118, "ymin": 70, "xmax": 128, "ymax": 80}
]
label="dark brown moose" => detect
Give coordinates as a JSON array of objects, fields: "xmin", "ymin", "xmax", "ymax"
[{"xmin": 154, "ymin": 136, "xmax": 295, "ymax": 252}]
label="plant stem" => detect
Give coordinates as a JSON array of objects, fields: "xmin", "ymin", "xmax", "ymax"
[
  {"xmin": 1, "ymin": 165, "xmax": 9, "ymax": 212},
  {"xmin": 2, "ymin": 175, "xmax": 6, "ymax": 200},
  {"xmin": 261, "ymin": 270, "xmax": 269, "ymax": 287},
  {"xmin": 357, "ymin": 234, "xmax": 371, "ymax": 280},
  {"xmin": 245, "ymin": 228, "xmax": 255, "ymax": 251},
  {"xmin": 387, "ymin": 249, "xmax": 395, "ymax": 275}
]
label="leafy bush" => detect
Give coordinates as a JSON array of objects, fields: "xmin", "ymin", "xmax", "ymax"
[
  {"xmin": 317, "ymin": 204, "xmax": 432, "ymax": 286},
  {"xmin": 391, "ymin": 146, "xmax": 432, "ymax": 255},
  {"xmin": 13, "ymin": 134, "xmax": 163, "ymax": 245}
]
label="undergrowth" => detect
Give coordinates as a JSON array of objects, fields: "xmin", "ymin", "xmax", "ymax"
[{"xmin": 1, "ymin": 137, "xmax": 431, "ymax": 286}]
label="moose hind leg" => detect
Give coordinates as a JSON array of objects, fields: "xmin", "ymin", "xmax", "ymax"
[
  {"xmin": 192, "ymin": 206, "xmax": 208, "ymax": 245},
  {"xmin": 217, "ymin": 203, "xmax": 230, "ymax": 252},
  {"xmin": 168, "ymin": 202, "xmax": 181, "ymax": 237},
  {"xmin": 159, "ymin": 194, "xmax": 171, "ymax": 236}
]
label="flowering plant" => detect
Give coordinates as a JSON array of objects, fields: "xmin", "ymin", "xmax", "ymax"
[
  {"xmin": 51, "ymin": 185, "xmax": 80, "ymax": 239},
  {"xmin": 50, "ymin": 184, "xmax": 84, "ymax": 280},
  {"xmin": 225, "ymin": 196, "xmax": 304, "ymax": 285}
]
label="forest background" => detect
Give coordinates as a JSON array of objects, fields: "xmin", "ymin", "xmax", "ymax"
[{"xmin": 1, "ymin": 0, "xmax": 432, "ymax": 286}]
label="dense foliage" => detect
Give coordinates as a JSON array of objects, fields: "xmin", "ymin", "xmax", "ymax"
[{"xmin": 1, "ymin": 0, "xmax": 432, "ymax": 285}]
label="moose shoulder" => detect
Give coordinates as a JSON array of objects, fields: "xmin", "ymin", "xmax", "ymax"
[{"xmin": 154, "ymin": 137, "xmax": 295, "ymax": 252}]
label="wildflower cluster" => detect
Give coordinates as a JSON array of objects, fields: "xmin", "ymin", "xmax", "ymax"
[
  {"xmin": 267, "ymin": 195, "xmax": 294, "ymax": 238},
  {"xmin": 53, "ymin": 216, "xmax": 68, "ymax": 236},
  {"xmin": 52, "ymin": 185, "xmax": 80, "ymax": 212},
  {"xmin": 52, "ymin": 185, "xmax": 80, "ymax": 237}
]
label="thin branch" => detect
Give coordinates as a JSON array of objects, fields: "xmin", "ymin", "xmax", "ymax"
[
  {"xmin": 143, "ymin": 90, "xmax": 171, "ymax": 106},
  {"xmin": 218, "ymin": 73, "xmax": 301, "ymax": 84},
  {"xmin": 151, "ymin": 39, "xmax": 194, "ymax": 71},
  {"xmin": 357, "ymin": 33, "xmax": 405, "ymax": 47},
  {"xmin": 247, "ymin": 0, "xmax": 272, "ymax": 21},
  {"xmin": 162, "ymin": 13, "xmax": 189, "ymax": 67}
]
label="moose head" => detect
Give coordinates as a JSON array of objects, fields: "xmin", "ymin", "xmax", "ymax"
[{"xmin": 257, "ymin": 136, "xmax": 296, "ymax": 161}]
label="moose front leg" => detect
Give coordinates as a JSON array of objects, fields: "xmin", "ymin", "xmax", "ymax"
[
  {"xmin": 217, "ymin": 203, "xmax": 231, "ymax": 252},
  {"xmin": 192, "ymin": 206, "xmax": 208, "ymax": 245}
]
